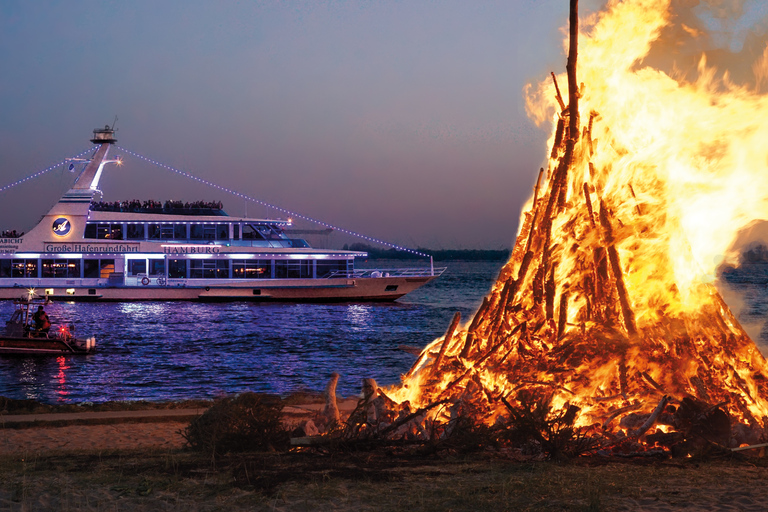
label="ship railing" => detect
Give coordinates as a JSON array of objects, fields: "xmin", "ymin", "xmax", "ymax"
[
  {"xmin": 239, "ymin": 239, "xmax": 310, "ymax": 248},
  {"xmin": 324, "ymin": 267, "xmax": 446, "ymax": 279}
]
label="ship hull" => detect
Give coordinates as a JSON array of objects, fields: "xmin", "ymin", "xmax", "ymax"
[
  {"xmin": 0, "ymin": 336, "xmax": 92, "ymax": 355},
  {"xmin": 0, "ymin": 276, "xmax": 435, "ymax": 302}
]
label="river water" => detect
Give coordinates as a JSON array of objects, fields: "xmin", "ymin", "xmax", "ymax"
[
  {"xmin": 3, "ymin": 259, "xmax": 767, "ymax": 404},
  {"xmin": 0, "ymin": 260, "xmax": 504, "ymax": 403}
]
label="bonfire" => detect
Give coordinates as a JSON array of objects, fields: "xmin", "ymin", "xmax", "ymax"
[{"xmin": 302, "ymin": 0, "xmax": 768, "ymax": 458}]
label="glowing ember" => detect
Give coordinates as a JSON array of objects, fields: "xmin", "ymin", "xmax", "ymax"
[{"xmin": 377, "ymin": 0, "xmax": 768, "ymax": 453}]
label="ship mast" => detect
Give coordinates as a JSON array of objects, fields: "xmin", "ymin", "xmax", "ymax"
[{"xmin": 70, "ymin": 125, "xmax": 119, "ymax": 193}]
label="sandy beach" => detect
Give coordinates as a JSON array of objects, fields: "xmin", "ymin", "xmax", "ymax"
[
  {"xmin": 1, "ymin": 421, "xmax": 188, "ymax": 454},
  {"xmin": 2, "ymin": 406, "xmax": 768, "ymax": 511}
]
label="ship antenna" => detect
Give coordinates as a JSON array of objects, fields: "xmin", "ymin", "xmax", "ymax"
[{"xmin": 111, "ymin": 115, "xmax": 118, "ymax": 131}]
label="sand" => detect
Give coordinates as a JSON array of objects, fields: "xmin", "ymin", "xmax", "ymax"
[
  {"xmin": 0, "ymin": 421, "xmax": 188, "ymax": 454},
  {"xmin": 3, "ymin": 408, "xmax": 768, "ymax": 511}
]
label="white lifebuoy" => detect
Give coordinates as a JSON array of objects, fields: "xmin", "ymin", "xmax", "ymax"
[
  {"xmin": 141, "ymin": 277, "xmax": 150, "ymax": 286},
  {"xmin": 157, "ymin": 277, "xmax": 166, "ymax": 285}
]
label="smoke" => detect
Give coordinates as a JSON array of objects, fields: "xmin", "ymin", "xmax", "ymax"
[{"xmin": 640, "ymin": 0, "xmax": 768, "ymax": 87}]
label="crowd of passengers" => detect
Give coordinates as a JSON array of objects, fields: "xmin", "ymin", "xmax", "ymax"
[
  {"xmin": 90, "ymin": 200, "xmax": 223, "ymax": 212},
  {"xmin": 1, "ymin": 230, "xmax": 23, "ymax": 238}
]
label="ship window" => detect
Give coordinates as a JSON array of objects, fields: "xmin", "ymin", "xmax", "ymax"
[
  {"xmin": 242, "ymin": 224, "xmax": 265, "ymax": 240},
  {"xmin": 127, "ymin": 224, "xmax": 145, "ymax": 239},
  {"xmin": 149, "ymin": 259, "xmax": 165, "ymax": 276},
  {"xmin": 275, "ymin": 260, "xmax": 311, "ymax": 279},
  {"xmin": 85, "ymin": 258, "xmax": 115, "ymax": 278},
  {"xmin": 233, "ymin": 224, "xmax": 240, "ymax": 240},
  {"xmin": 95, "ymin": 223, "xmax": 123, "ymax": 240},
  {"xmin": 42, "ymin": 259, "xmax": 80, "ymax": 278},
  {"xmin": 100, "ymin": 259, "xmax": 115, "ymax": 278},
  {"xmin": 385, "ymin": 285, "xmax": 398, "ymax": 292},
  {"xmin": 88, "ymin": 289, "xmax": 96, "ymax": 295},
  {"xmin": 316, "ymin": 260, "xmax": 348, "ymax": 278},
  {"xmin": 12, "ymin": 259, "xmax": 37, "ymax": 278},
  {"xmin": 84, "ymin": 224, "xmax": 97, "ymax": 238},
  {"xmin": 168, "ymin": 259, "xmax": 187, "ymax": 279},
  {"xmin": 190, "ymin": 224, "xmax": 203, "ymax": 239},
  {"xmin": 0, "ymin": 259, "xmax": 10, "ymax": 278},
  {"xmin": 148, "ymin": 224, "xmax": 161, "ymax": 239},
  {"xmin": 232, "ymin": 259, "xmax": 271, "ymax": 279},
  {"xmin": 84, "ymin": 259, "xmax": 98, "ymax": 278},
  {"xmin": 174, "ymin": 224, "xmax": 187, "ymax": 239},
  {"xmin": 127, "ymin": 259, "xmax": 146, "ymax": 276},
  {"xmin": 217, "ymin": 224, "xmax": 229, "ymax": 240},
  {"xmin": 189, "ymin": 259, "xmax": 229, "ymax": 279}
]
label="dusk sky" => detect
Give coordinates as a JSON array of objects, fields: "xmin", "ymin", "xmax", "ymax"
[{"xmin": 1, "ymin": 1, "xmax": 757, "ymax": 250}]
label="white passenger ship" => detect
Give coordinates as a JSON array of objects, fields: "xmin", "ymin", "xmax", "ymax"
[{"xmin": 0, "ymin": 127, "xmax": 444, "ymax": 301}]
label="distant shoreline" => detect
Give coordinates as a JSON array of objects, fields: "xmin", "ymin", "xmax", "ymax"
[{"xmin": 344, "ymin": 243, "xmax": 510, "ymax": 261}]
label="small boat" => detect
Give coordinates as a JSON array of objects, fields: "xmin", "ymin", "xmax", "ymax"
[{"xmin": 0, "ymin": 297, "xmax": 96, "ymax": 355}]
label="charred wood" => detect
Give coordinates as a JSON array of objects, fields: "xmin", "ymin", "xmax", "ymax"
[
  {"xmin": 557, "ymin": 290, "xmax": 569, "ymax": 340},
  {"xmin": 432, "ymin": 312, "xmax": 461, "ymax": 375},
  {"xmin": 551, "ymin": 71, "xmax": 566, "ymax": 112},
  {"xmin": 599, "ymin": 200, "xmax": 637, "ymax": 336},
  {"xmin": 630, "ymin": 395, "xmax": 670, "ymax": 438}
]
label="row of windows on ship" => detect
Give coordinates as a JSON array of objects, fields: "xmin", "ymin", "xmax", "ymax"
[
  {"xmin": 84, "ymin": 222, "xmax": 299, "ymax": 244},
  {"xmin": 0, "ymin": 258, "xmax": 349, "ymax": 280}
]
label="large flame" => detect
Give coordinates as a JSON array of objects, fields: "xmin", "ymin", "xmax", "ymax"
[{"xmin": 386, "ymin": 0, "xmax": 768, "ymax": 441}]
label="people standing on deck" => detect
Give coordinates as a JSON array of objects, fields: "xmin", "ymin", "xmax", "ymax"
[{"xmin": 33, "ymin": 306, "xmax": 51, "ymax": 337}]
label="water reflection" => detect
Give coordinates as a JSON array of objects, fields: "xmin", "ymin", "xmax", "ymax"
[
  {"xmin": 55, "ymin": 356, "xmax": 70, "ymax": 399},
  {"xmin": 0, "ymin": 261, "xmax": 506, "ymax": 403},
  {"xmin": 345, "ymin": 304, "xmax": 373, "ymax": 331}
]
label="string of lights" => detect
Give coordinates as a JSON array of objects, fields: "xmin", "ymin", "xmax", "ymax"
[
  {"xmin": 115, "ymin": 146, "xmax": 431, "ymax": 259},
  {"xmin": 0, "ymin": 148, "xmax": 94, "ymax": 195}
]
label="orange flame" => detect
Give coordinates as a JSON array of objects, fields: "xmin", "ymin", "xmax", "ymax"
[{"xmin": 387, "ymin": 0, "xmax": 768, "ymax": 440}]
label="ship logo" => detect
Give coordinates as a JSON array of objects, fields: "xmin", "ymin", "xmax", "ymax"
[{"xmin": 52, "ymin": 218, "xmax": 71, "ymax": 237}]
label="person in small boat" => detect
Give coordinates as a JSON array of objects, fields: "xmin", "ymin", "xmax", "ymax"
[{"xmin": 33, "ymin": 305, "xmax": 51, "ymax": 337}]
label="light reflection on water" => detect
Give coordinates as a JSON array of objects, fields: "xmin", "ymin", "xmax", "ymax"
[{"xmin": 0, "ymin": 261, "xmax": 504, "ymax": 403}]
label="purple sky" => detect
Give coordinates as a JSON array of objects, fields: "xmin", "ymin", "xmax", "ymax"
[
  {"xmin": 0, "ymin": 1, "xmax": 598, "ymax": 249},
  {"xmin": 3, "ymin": 1, "xmax": 766, "ymax": 250}
]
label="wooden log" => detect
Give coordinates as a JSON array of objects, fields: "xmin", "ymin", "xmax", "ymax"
[
  {"xmin": 630, "ymin": 395, "xmax": 670, "ymax": 438},
  {"xmin": 545, "ymin": 262, "xmax": 557, "ymax": 321},
  {"xmin": 593, "ymin": 246, "xmax": 609, "ymax": 308},
  {"xmin": 583, "ymin": 183, "xmax": 596, "ymax": 228},
  {"xmin": 557, "ymin": 290, "xmax": 570, "ymax": 339},
  {"xmin": 602, "ymin": 402, "xmax": 644, "ymax": 430},
  {"xmin": 460, "ymin": 298, "xmax": 489, "ymax": 359},
  {"xmin": 566, "ymin": 0, "xmax": 580, "ymax": 142},
  {"xmin": 599, "ymin": 200, "xmax": 637, "ymax": 336},
  {"xmin": 431, "ymin": 312, "xmax": 461, "ymax": 375},
  {"xmin": 511, "ymin": 379, "xmax": 575, "ymax": 395},
  {"xmin": 551, "ymin": 117, "xmax": 565, "ymax": 158},
  {"xmin": 640, "ymin": 371, "xmax": 666, "ymax": 394},
  {"xmin": 619, "ymin": 355, "xmax": 629, "ymax": 397},
  {"xmin": 377, "ymin": 398, "xmax": 451, "ymax": 439},
  {"xmin": 321, "ymin": 372, "xmax": 341, "ymax": 425},
  {"xmin": 488, "ymin": 280, "xmax": 514, "ymax": 340},
  {"xmin": 551, "ymin": 71, "xmax": 566, "ymax": 112},
  {"xmin": 732, "ymin": 442, "xmax": 768, "ymax": 452}
]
